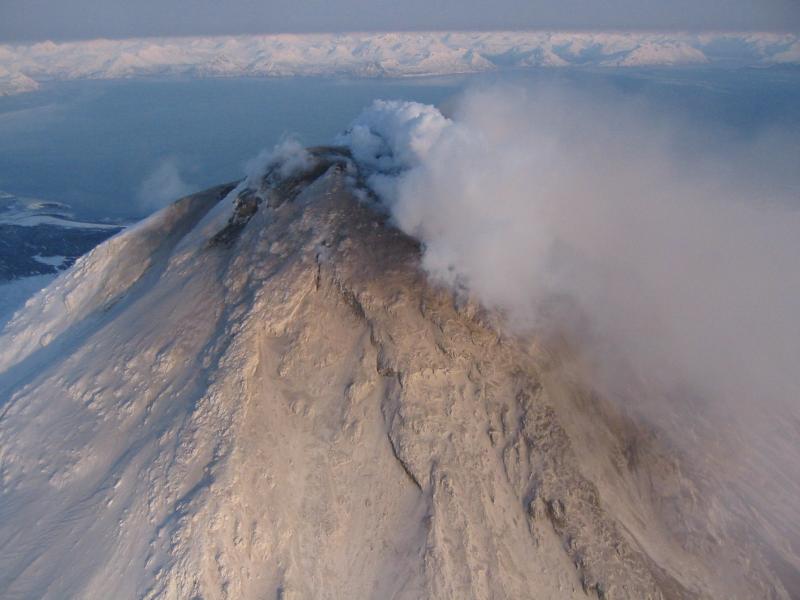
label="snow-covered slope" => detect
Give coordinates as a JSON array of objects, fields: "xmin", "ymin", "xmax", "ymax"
[
  {"xmin": 1, "ymin": 30, "xmax": 798, "ymax": 95},
  {"xmin": 0, "ymin": 147, "xmax": 795, "ymax": 599}
]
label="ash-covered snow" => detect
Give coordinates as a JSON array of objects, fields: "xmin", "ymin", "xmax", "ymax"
[{"xmin": 0, "ymin": 143, "xmax": 796, "ymax": 598}]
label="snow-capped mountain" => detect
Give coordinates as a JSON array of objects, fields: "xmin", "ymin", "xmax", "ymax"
[
  {"xmin": 1, "ymin": 30, "xmax": 799, "ymax": 96},
  {"xmin": 0, "ymin": 146, "xmax": 795, "ymax": 599},
  {"xmin": 0, "ymin": 67, "xmax": 39, "ymax": 96}
]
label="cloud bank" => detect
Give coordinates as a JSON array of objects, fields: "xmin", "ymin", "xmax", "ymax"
[{"xmin": 2, "ymin": 31, "xmax": 799, "ymax": 96}]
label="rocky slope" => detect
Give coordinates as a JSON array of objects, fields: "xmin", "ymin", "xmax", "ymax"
[{"xmin": 0, "ymin": 148, "xmax": 794, "ymax": 599}]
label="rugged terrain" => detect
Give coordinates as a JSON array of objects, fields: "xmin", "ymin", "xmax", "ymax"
[{"xmin": 0, "ymin": 148, "xmax": 795, "ymax": 599}]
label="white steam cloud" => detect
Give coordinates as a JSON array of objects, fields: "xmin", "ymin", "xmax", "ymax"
[
  {"xmin": 244, "ymin": 137, "xmax": 314, "ymax": 187},
  {"xmin": 137, "ymin": 158, "xmax": 195, "ymax": 212},
  {"xmin": 341, "ymin": 88, "xmax": 800, "ymax": 416},
  {"xmin": 339, "ymin": 86, "xmax": 800, "ymax": 534}
]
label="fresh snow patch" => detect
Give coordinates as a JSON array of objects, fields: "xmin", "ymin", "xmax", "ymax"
[{"xmin": 32, "ymin": 254, "xmax": 66, "ymax": 267}]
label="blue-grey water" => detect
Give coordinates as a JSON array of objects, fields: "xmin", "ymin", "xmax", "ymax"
[
  {"xmin": 0, "ymin": 68, "xmax": 798, "ymax": 220},
  {"xmin": 0, "ymin": 77, "xmax": 466, "ymax": 220}
]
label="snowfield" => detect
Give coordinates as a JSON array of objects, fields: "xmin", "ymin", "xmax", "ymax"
[{"xmin": 1, "ymin": 30, "xmax": 799, "ymax": 95}]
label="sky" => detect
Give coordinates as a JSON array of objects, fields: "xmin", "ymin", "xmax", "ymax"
[{"xmin": 1, "ymin": 0, "xmax": 799, "ymax": 42}]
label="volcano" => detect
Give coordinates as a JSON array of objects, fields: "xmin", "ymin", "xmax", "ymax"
[{"xmin": 0, "ymin": 147, "xmax": 793, "ymax": 599}]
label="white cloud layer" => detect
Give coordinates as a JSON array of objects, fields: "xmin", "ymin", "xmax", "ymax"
[{"xmin": 1, "ymin": 31, "xmax": 799, "ymax": 96}]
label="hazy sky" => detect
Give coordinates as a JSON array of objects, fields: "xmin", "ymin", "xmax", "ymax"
[{"xmin": 1, "ymin": 0, "xmax": 799, "ymax": 42}]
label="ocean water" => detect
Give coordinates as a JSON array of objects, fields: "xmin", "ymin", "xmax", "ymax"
[
  {"xmin": 0, "ymin": 77, "xmax": 465, "ymax": 220},
  {"xmin": 0, "ymin": 68, "xmax": 798, "ymax": 220}
]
